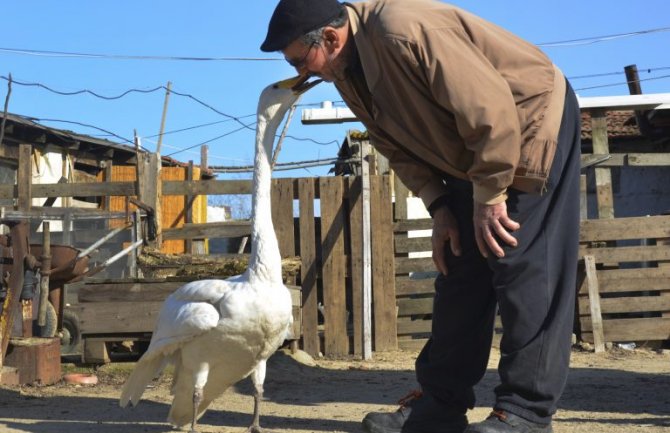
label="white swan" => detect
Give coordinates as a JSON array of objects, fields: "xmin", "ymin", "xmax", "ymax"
[{"xmin": 120, "ymin": 75, "xmax": 321, "ymax": 433}]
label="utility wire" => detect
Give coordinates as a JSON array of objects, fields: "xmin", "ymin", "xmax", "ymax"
[
  {"xmin": 0, "ymin": 75, "xmax": 164, "ymax": 99},
  {"xmin": 0, "ymin": 47, "xmax": 283, "ymax": 62},
  {"xmin": 2, "ymin": 27, "xmax": 669, "ymax": 58},
  {"xmin": 575, "ymin": 73, "xmax": 670, "ymax": 91},
  {"xmin": 164, "ymin": 124, "xmax": 253, "ymax": 157},
  {"xmin": 144, "ymin": 115, "xmax": 256, "ymax": 139},
  {"xmin": 568, "ymin": 66, "xmax": 670, "ymax": 80},
  {"xmin": 538, "ymin": 26, "xmax": 670, "ymax": 47},
  {"xmin": 1, "ymin": 75, "xmax": 340, "ymax": 147}
]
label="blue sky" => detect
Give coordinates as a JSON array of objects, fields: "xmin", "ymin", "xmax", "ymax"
[{"xmin": 1, "ymin": 1, "xmax": 669, "ymax": 181}]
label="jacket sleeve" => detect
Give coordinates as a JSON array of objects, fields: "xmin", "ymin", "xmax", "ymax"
[
  {"xmin": 409, "ymin": 27, "xmax": 522, "ymax": 204},
  {"xmin": 367, "ymin": 129, "xmax": 449, "ymax": 210}
]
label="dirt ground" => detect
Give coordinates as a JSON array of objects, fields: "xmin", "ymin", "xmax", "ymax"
[{"xmin": 1, "ymin": 345, "xmax": 668, "ymax": 433}]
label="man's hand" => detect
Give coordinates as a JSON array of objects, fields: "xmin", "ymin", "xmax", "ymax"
[
  {"xmin": 431, "ymin": 206, "xmax": 461, "ymax": 276},
  {"xmin": 473, "ymin": 201, "xmax": 520, "ymax": 258}
]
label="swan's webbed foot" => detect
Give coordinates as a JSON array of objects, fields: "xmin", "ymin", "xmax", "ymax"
[{"xmin": 246, "ymin": 425, "xmax": 277, "ymax": 433}]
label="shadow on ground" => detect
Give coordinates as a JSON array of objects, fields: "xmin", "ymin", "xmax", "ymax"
[{"xmin": 0, "ymin": 349, "xmax": 668, "ymax": 432}]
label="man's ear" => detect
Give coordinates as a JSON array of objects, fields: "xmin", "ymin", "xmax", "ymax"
[{"xmin": 322, "ymin": 27, "xmax": 341, "ymax": 50}]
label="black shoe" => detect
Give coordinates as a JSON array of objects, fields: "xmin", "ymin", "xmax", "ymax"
[
  {"xmin": 464, "ymin": 410, "xmax": 552, "ymax": 433},
  {"xmin": 362, "ymin": 391, "xmax": 468, "ymax": 433}
]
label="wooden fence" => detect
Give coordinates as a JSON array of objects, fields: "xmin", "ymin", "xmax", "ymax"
[
  {"xmin": 0, "ymin": 144, "xmax": 398, "ymax": 358},
  {"xmin": 578, "ymin": 215, "xmax": 670, "ymax": 350}
]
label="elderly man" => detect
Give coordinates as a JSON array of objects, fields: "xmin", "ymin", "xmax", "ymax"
[{"xmin": 261, "ymin": 1, "xmax": 581, "ymax": 432}]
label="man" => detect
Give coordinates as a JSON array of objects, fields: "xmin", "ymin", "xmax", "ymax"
[{"xmin": 261, "ymin": 1, "xmax": 581, "ymax": 432}]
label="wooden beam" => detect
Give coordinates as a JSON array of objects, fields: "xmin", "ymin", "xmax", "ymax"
[
  {"xmin": 590, "ymin": 109, "xmax": 614, "ymax": 220},
  {"xmin": 347, "ymin": 177, "xmax": 364, "ymax": 356},
  {"xmin": 395, "ymin": 277, "xmax": 435, "ymax": 296},
  {"xmin": 579, "ymin": 215, "xmax": 670, "ymax": 242},
  {"xmin": 162, "ymin": 221, "xmax": 251, "ymax": 240},
  {"xmin": 579, "ymin": 317, "xmax": 670, "ymax": 343},
  {"xmin": 361, "ymin": 142, "xmax": 372, "ymax": 359},
  {"xmin": 579, "ymin": 245, "xmax": 670, "ymax": 263},
  {"xmin": 298, "ymin": 178, "xmax": 319, "ymax": 357},
  {"xmin": 162, "ymin": 179, "xmax": 252, "ymax": 196},
  {"xmin": 393, "ymin": 218, "xmax": 432, "ymax": 232},
  {"xmin": 319, "ymin": 177, "xmax": 348, "ymax": 356},
  {"xmin": 17, "ymin": 144, "xmax": 31, "ymax": 211},
  {"xmin": 584, "ymin": 255, "xmax": 606, "ymax": 353}
]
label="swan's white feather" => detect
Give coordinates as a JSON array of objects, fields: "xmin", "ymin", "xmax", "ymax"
[{"xmin": 120, "ymin": 79, "xmax": 302, "ymax": 429}]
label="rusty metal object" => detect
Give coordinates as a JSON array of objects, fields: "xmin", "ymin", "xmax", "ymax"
[
  {"xmin": 3, "ymin": 337, "xmax": 61, "ymax": 385},
  {"xmin": 21, "ymin": 300, "xmax": 32, "ymax": 338},
  {"xmin": 0, "ymin": 221, "xmax": 28, "ymax": 372}
]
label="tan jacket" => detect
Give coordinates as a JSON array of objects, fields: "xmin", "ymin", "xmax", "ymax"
[{"xmin": 336, "ymin": 0, "xmax": 566, "ymax": 206}]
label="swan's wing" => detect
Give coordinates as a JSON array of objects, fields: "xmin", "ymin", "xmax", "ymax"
[{"xmin": 141, "ymin": 279, "xmax": 237, "ymax": 358}]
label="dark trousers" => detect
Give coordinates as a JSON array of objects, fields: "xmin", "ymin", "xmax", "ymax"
[{"xmin": 415, "ymin": 82, "xmax": 581, "ymax": 424}]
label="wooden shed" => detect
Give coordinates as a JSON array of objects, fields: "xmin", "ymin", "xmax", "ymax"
[{"xmin": 0, "ymin": 112, "xmax": 210, "ymax": 257}]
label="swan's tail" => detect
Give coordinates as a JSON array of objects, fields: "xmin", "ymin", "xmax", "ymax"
[{"xmin": 119, "ymin": 354, "xmax": 166, "ymax": 407}]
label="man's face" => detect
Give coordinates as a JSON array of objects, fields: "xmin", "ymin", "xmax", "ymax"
[{"xmin": 282, "ymin": 28, "xmax": 347, "ymax": 83}]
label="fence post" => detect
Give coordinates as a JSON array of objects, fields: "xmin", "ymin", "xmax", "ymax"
[
  {"xmin": 319, "ymin": 177, "xmax": 348, "ymax": 356},
  {"xmin": 137, "ymin": 150, "xmax": 162, "ymax": 249}
]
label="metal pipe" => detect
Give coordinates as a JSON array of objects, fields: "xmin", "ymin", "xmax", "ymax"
[
  {"xmin": 71, "ymin": 239, "xmax": 144, "ymax": 282},
  {"xmin": 77, "ymin": 222, "xmax": 131, "ymax": 259}
]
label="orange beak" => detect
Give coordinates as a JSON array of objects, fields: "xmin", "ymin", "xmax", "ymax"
[{"xmin": 273, "ymin": 74, "xmax": 323, "ymax": 94}]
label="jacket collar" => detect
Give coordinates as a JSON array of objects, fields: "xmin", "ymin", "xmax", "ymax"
[{"xmin": 345, "ymin": 3, "xmax": 380, "ymax": 91}]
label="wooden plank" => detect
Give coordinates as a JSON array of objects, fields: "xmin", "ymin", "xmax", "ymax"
[
  {"xmin": 271, "ymin": 178, "xmax": 295, "ymax": 260},
  {"xmin": 398, "ymin": 338, "xmax": 427, "ymax": 352},
  {"xmin": 395, "ymin": 257, "xmax": 435, "ymax": 274},
  {"xmin": 370, "ymin": 175, "xmax": 397, "ymax": 351},
  {"xmin": 395, "ymin": 277, "xmax": 435, "ymax": 295},
  {"xmin": 361, "ymin": 145, "xmax": 373, "ymax": 359},
  {"xmin": 397, "ymin": 297, "xmax": 433, "ymax": 316},
  {"xmin": 347, "ymin": 177, "xmax": 364, "ymax": 356},
  {"xmin": 659, "ymin": 235, "xmax": 670, "ymax": 319},
  {"xmin": 393, "ymin": 175, "xmax": 409, "ymax": 221},
  {"xmin": 579, "ymin": 245, "xmax": 670, "ymax": 263},
  {"xmin": 580, "ymin": 174, "xmax": 587, "ymax": 220},
  {"xmin": 83, "ymin": 339, "xmax": 110, "ymax": 364},
  {"xmin": 577, "ymin": 267, "xmax": 670, "ymax": 294},
  {"xmin": 77, "ymin": 301, "xmax": 163, "ymax": 334},
  {"xmin": 627, "ymin": 153, "xmax": 670, "ymax": 166},
  {"xmin": 17, "ymin": 144, "xmax": 31, "ymax": 210},
  {"xmin": 397, "ymin": 318, "xmax": 432, "ymax": 335},
  {"xmin": 29, "ymin": 182, "xmax": 136, "ymax": 198},
  {"xmin": 103, "ymin": 162, "xmax": 113, "ymax": 211},
  {"xmin": 78, "ymin": 281, "xmax": 184, "ymax": 302},
  {"xmin": 395, "ymin": 236, "xmax": 432, "ymax": 254},
  {"xmin": 579, "ymin": 215, "xmax": 670, "ymax": 242},
  {"xmin": 578, "ymin": 294, "xmax": 670, "ymax": 315},
  {"xmin": 185, "ymin": 161, "xmax": 194, "ymax": 253},
  {"xmin": 394, "ymin": 218, "xmax": 432, "ymax": 232},
  {"xmin": 580, "ymin": 317, "xmax": 670, "ymax": 343},
  {"xmin": 590, "ymin": 109, "xmax": 615, "ymax": 221},
  {"xmin": 298, "ymin": 178, "xmax": 319, "ymax": 357},
  {"xmin": 162, "ymin": 221, "xmax": 251, "ymax": 240},
  {"xmin": 319, "ymin": 177, "xmax": 348, "ymax": 356},
  {"xmin": 162, "ymin": 179, "xmax": 252, "ymax": 196},
  {"xmin": 577, "ymin": 153, "xmax": 670, "ymax": 167},
  {"xmin": 584, "ymin": 255, "xmax": 606, "ymax": 353}
]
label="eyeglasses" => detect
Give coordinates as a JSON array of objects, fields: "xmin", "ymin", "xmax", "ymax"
[{"xmin": 285, "ymin": 41, "xmax": 318, "ymax": 69}]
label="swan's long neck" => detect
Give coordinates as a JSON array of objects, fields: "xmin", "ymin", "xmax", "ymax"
[{"xmin": 247, "ymin": 109, "xmax": 284, "ymax": 284}]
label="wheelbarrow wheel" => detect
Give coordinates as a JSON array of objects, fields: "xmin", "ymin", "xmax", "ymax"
[
  {"xmin": 33, "ymin": 300, "xmax": 57, "ymax": 338},
  {"xmin": 60, "ymin": 309, "xmax": 82, "ymax": 355}
]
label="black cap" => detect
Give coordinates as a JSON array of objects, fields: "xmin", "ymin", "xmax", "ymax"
[{"xmin": 261, "ymin": 0, "xmax": 343, "ymax": 52}]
